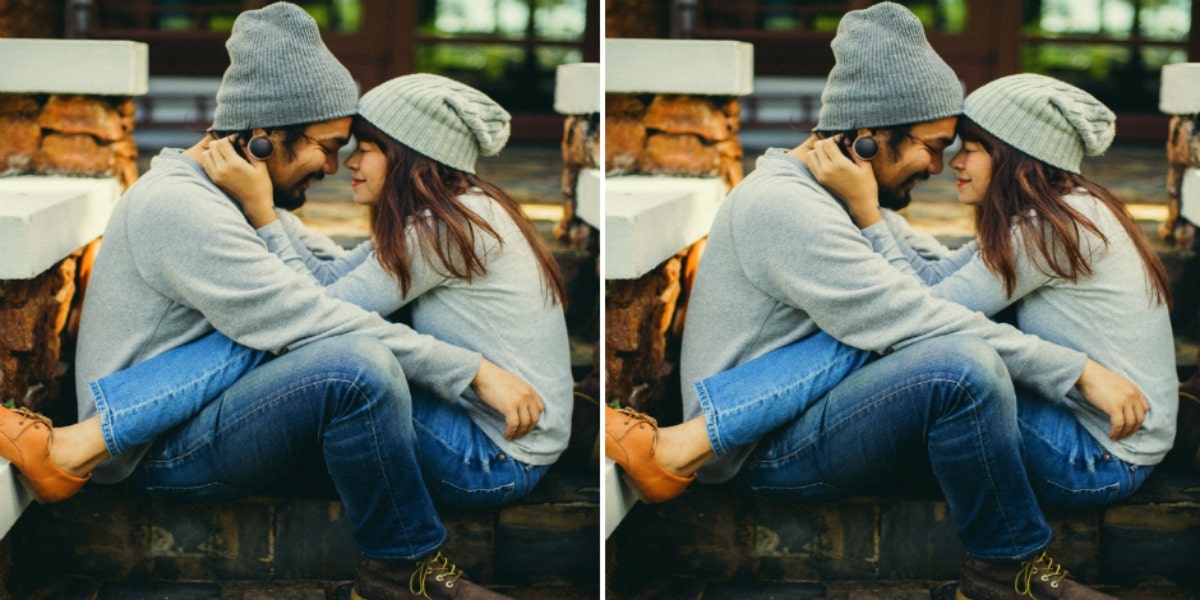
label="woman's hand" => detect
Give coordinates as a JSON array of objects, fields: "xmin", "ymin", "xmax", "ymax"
[
  {"xmin": 471, "ymin": 358, "xmax": 544, "ymax": 440},
  {"xmin": 1075, "ymin": 358, "xmax": 1149, "ymax": 441},
  {"xmin": 201, "ymin": 136, "xmax": 277, "ymax": 228},
  {"xmin": 804, "ymin": 135, "xmax": 882, "ymax": 228}
]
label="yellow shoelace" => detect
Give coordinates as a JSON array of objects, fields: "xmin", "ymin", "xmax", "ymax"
[
  {"xmin": 1015, "ymin": 551, "xmax": 1067, "ymax": 597},
  {"xmin": 613, "ymin": 406, "xmax": 657, "ymax": 441},
  {"xmin": 408, "ymin": 551, "xmax": 463, "ymax": 598}
]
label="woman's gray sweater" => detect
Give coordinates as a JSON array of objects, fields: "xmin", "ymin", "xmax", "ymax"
[
  {"xmin": 258, "ymin": 192, "xmax": 574, "ymax": 466},
  {"xmin": 866, "ymin": 193, "xmax": 1177, "ymax": 466}
]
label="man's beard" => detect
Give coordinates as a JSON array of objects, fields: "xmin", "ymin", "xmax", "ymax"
[
  {"xmin": 273, "ymin": 172, "xmax": 323, "ymax": 210},
  {"xmin": 878, "ymin": 172, "xmax": 929, "ymax": 211}
]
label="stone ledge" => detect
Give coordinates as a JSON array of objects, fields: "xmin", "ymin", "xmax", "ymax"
[
  {"xmin": 603, "ymin": 458, "xmax": 639, "ymax": 539},
  {"xmin": 576, "ymin": 168, "xmax": 601, "ymax": 229},
  {"xmin": 606, "ymin": 39, "xmax": 754, "ymax": 96},
  {"xmin": 605, "ymin": 175, "xmax": 726, "ymax": 280},
  {"xmin": 0, "ymin": 39, "xmax": 148, "ymax": 96},
  {"xmin": 0, "ymin": 459, "xmax": 33, "ymax": 539},
  {"xmin": 0, "ymin": 176, "xmax": 121, "ymax": 279},
  {"xmin": 555, "ymin": 63, "xmax": 601, "ymax": 115},
  {"xmin": 611, "ymin": 467, "xmax": 1200, "ymax": 586}
]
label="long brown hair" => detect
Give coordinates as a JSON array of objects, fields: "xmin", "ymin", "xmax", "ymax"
[
  {"xmin": 353, "ymin": 118, "xmax": 566, "ymax": 306},
  {"xmin": 959, "ymin": 117, "xmax": 1170, "ymax": 307}
]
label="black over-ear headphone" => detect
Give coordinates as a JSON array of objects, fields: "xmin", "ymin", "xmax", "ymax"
[
  {"xmin": 851, "ymin": 135, "xmax": 878, "ymax": 161},
  {"xmin": 247, "ymin": 136, "xmax": 274, "ymax": 160}
]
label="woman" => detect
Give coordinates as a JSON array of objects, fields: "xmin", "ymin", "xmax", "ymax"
[
  {"xmin": 0, "ymin": 74, "xmax": 573, "ymax": 524},
  {"xmin": 609, "ymin": 74, "xmax": 1175, "ymax": 513}
]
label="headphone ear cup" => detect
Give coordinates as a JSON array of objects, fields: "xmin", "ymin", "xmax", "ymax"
[
  {"xmin": 247, "ymin": 136, "xmax": 274, "ymax": 160},
  {"xmin": 851, "ymin": 135, "xmax": 878, "ymax": 161}
]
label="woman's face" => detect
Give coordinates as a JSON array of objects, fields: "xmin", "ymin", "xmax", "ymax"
[
  {"xmin": 343, "ymin": 140, "xmax": 388, "ymax": 205},
  {"xmin": 948, "ymin": 140, "xmax": 993, "ymax": 206}
]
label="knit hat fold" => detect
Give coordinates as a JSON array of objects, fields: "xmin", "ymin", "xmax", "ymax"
[
  {"xmin": 817, "ymin": 1, "xmax": 962, "ymax": 131},
  {"xmin": 213, "ymin": 1, "xmax": 358, "ymax": 131},
  {"xmin": 964, "ymin": 73, "xmax": 1115, "ymax": 174},
  {"xmin": 357, "ymin": 74, "xmax": 511, "ymax": 174}
]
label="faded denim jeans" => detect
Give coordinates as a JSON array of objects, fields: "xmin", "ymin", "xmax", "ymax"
[
  {"xmin": 703, "ymin": 333, "xmax": 1054, "ymax": 561},
  {"xmin": 696, "ymin": 329, "xmax": 1152, "ymax": 513},
  {"xmin": 96, "ymin": 331, "xmax": 545, "ymax": 559}
]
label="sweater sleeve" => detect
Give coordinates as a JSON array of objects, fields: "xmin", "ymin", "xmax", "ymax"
[
  {"xmin": 929, "ymin": 221, "xmax": 1058, "ymax": 316},
  {"xmin": 274, "ymin": 209, "xmax": 373, "ymax": 285},
  {"xmin": 736, "ymin": 184, "xmax": 1086, "ymax": 401},
  {"xmin": 128, "ymin": 186, "xmax": 482, "ymax": 400}
]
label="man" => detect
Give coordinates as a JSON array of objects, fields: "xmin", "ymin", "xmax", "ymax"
[
  {"xmin": 73, "ymin": 3, "xmax": 524, "ymax": 599},
  {"xmin": 609, "ymin": 3, "xmax": 1131, "ymax": 599}
]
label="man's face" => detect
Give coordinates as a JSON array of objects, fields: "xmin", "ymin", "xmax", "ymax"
[
  {"xmin": 870, "ymin": 117, "xmax": 957, "ymax": 210},
  {"xmin": 266, "ymin": 117, "xmax": 353, "ymax": 210}
]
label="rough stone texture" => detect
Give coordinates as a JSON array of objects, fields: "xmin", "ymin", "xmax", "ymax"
[
  {"xmin": 556, "ymin": 113, "xmax": 601, "ymax": 249},
  {"xmin": 0, "ymin": 92, "xmax": 138, "ymax": 416},
  {"xmin": 605, "ymin": 0, "xmax": 667, "ymax": 38},
  {"xmin": 605, "ymin": 255, "xmax": 682, "ymax": 409},
  {"xmin": 0, "ymin": 114, "xmax": 41, "ymax": 174},
  {"xmin": 0, "ymin": 252, "xmax": 79, "ymax": 414},
  {"xmin": 34, "ymin": 132, "xmax": 114, "ymax": 175},
  {"xmin": 644, "ymin": 96, "xmax": 736, "ymax": 142},
  {"xmin": 605, "ymin": 93, "xmax": 743, "ymax": 188},
  {"xmin": 38, "ymin": 96, "xmax": 129, "ymax": 142},
  {"xmin": 0, "ymin": 0, "xmax": 63, "ymax": 37},
  {"xmin": 638, "ymin": 132, "xmax": 723, "ymax": 176},
  {"xmin": 610, "ymin": 469, "xmax": 1200, "ymax": 593},
  {"xmin": 8, "ymin": 468, "xmax": 597, "ymax": 592}
]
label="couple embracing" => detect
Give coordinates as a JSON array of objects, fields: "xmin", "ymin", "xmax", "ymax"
[
  {"xmin": 0, "ymin": 3, "xmax": 569, "ymax": 599},
  {"xmin": 607, "ymin": 3, "xmax": 1175, "ymax": 599}
]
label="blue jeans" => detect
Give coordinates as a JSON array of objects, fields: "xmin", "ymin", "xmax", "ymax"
[
  {"xmin": 694, "ymin": 331, "xmax": 872, "ymax": 457},
  {"xmin": 1017, "ymin": 392, "xmax": 1153, "ymax": 508},
  {"xmin": 725, "ymin": 334, "xmax": 1052, "ymax": 561},
  {"xmin": 103, "ymin": 332, "xmax": 544, "ymax": 559},
  {"xmin": 705, "ymin": 331, "xmax": 1155, "ymax": 511}
]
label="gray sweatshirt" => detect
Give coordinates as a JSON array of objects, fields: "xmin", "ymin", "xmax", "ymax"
[
  {"xmin": 679, "ymin": 149, "xmax": 1088, "ymax": 483},
  {"xmin": 866, "ymin": 195, "xmax": 1177, "ymax": 466},
  {"xmin": 257, "ymin": 192, "xmax": 574, "ymax": 466},
  {"xmin": 76, "ymin": 149, "xmax": 484, "ymax": 483}
]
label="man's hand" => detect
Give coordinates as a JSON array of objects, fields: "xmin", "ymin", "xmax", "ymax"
[
  {"xmin": 804, "ymin": 135, "xmax": 882, "ymax": 228},
  {"xmin": 202, "ymin": 136, "xmax": 277, "ymax": 228},
  {"xmin": 1075, "ymin": 358, "xmax": 1149, "ymax": 441},
  {"xmin": 471, "ymin": 358, "xmax": 544, "ymax": 440}
]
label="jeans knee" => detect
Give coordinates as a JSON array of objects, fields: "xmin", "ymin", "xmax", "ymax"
[
  {"xmin": 312, "ymin": 335, "xmax": 408, "ymax": 402},
  {"xmin": 915, "ymin": 335, "xmax": 1015, "ymax": 417}
]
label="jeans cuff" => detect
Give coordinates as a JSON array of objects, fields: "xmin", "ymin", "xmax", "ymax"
[
  {"xmin": 694, "ymin": 380, "xmax": 727, "ymax": 457},
  {"xmin": 90, "ymin": 380, "xmax": 124, "ymax": 456}
]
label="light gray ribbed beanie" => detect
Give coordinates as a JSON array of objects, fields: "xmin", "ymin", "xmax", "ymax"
[
  {"xmin": 964, "ymin": 73, "xmax": 1114, "ymax": 174},
  {"xmin": 213, "ymin": 2, "xmax": 358, "ymax": 130},
  {"xmin": 817, "ymin": 2, "xmax": 962, "ymax": 131},
  {"xmin": 358, "ymin": 74, "xmax": 510, "ymax": 174}
]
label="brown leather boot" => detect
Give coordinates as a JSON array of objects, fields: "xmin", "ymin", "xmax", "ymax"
[
  {"xmin": 350, "ymin": 551, "xmax": 511, "ymax": 600},
  {"xmin": 957, "ymin": 551, "xmax": 1117, "ymax": 599}
]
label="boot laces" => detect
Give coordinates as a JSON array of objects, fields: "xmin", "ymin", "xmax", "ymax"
[
  {"xmin": 9, "ymin": 408, "xmax": 51, "ymax": 439},
  {"xmin": 409, "ymin": 551, "xmax": 463, "ymax": 598},
  {"xmin": 1015, "ymin": 551, "xmax": 1067, "ymax": 597},
  {"xmin": 613, "ymin": 407, "xmax": 657, "ymax": 441}
]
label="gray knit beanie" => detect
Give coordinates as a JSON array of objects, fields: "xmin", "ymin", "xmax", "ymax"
[
  {"xmin": 212, "ymin": 2, "xmax": 358, "ymax": 130},
  {"xmin": 817, "ymin": 2, "xmax": 962, "ymax": 131},
  {"xmin": 964, "ymin": 73, "xmax": 1115, "ymax": 174},
  {"xmin": 357, "ymin": 74, "xmax": 510, "ymax": 174}
]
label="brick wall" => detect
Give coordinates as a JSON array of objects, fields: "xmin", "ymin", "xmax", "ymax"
[
  {"xmin": 555, "ymin": 113, "xmax": 600, "ymax": 249},
  {"xmin": 0, "ymin": 92, "xmax": 136, "ymax": 418},
  {"xmin": 604, "ymin": 93, "xmax": 742, "ymax": 413}
]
